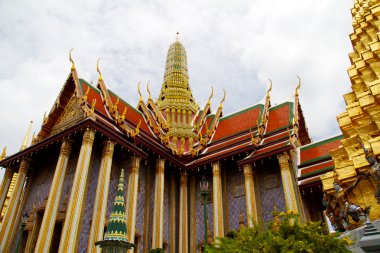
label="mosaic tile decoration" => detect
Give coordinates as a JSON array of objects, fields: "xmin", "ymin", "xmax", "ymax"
[
  {"xmin": 13, "ymin": 146, "xmax": 61, "ymax": 248},
  {"xmin": 149, "ymin": 164, "xmax": 156, "ymax": 250},
  {"xmin": 135, "ymin": 162, "xmax": 147, "ymax": 253},
  {"xmin": 226, "ymin": 168, "xmax": 247, "ymax": 231},
  {"xmin": 78, "ymin": 148, "xmax": 101, "ymax": 252},
  {"xmin": 163, "ymin": 172, "xmax": 170, "ymax": 250},
  {"xmin": 257, "ymin": 159, "xmax": 286, "ymax": 225}
]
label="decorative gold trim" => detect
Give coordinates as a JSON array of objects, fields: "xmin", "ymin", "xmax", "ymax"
[
  {"xmin": 58, "ymin": 128, "xmax": 95, "ymax": 253},
  {"xmin": 87, "ymin": 140, "xmax": 115, "ymax": 253}
]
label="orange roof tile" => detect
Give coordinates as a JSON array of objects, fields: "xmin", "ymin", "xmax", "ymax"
[{"xmin": 300, "ymin": 135, "xmax": 343, "ymax": 166}]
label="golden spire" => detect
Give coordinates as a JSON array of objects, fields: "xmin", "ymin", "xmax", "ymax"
[
  {"xmin": 137, "ymin": 81, "xmax": 143, "ymax": 102},
  {"xmin": 207, "ymin": 86, "xmax": 214, "ymax": 104},
  {"xmin": 69, "ymin": 48, "xmax": 75, "ymax": 70},
  {"xmin": 266, "ymin": 79, "xmax": 273, "ymax": 99},
  {"xmin": 146, "ymin": 81, "xmax": 152, "ymax": 100},
  {"xmin": 218, "ymin": 89, "xmax": 227, "ymax": 109},
  {"xmin": 20, "ymin": 121, "xmax": 33, "ymax": 151},
  {"xmin": 97, "ymin": 59, "xmax": 103, "ymax": 81},
  {"xmin": 0, "ymin": 147, "xmax": 6, "ymax": 161},
  {"xmin": 176, "ymin": 31, "xmax": 180, "ymax": 42},
  {"xmin": 293, "ymin": 76, "xmax": 301, "ymax": 124},
  {"xmin": 295, "ymin": 76, "xmax": 301, "ymax": 98}
]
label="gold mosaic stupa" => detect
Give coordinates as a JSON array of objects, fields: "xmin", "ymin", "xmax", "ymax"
[
  {"xmin": 321, "ymin": 0, "xmax": 380, "ymax": 221},
  {"xmin": 156, "ymin": 38, "xmax": 199, "ymax": 153}
]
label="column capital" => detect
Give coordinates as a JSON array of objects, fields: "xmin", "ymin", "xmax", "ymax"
[
  {"xmin": 277, "ymin": 152, "xmax": 290, "ymax": 168},
  {"xmin": 243, "ymin": 164, "xmax": 253, "ymax": 177},
  {"xmin": 19, "ymin": 158, "xmax": 30, "ymax": 174},
  {"xmin": 130, "ymin": 156, "xmax": 141, "ymax": 174},
  {"xmin": 156, "ymin": 158, "xmax": 165, "ymax": 174},
  {"xmin": 61, "ymin": 138, "xmax": 73, "ymax": 156},
  {"xmin": 83, "ymin": 128, "xmax": 96, "ymax": 144},
  {"xmin": 212, "ymin": 162, "xmax": 221, "ymax": 175},
  {"xmin": 180, "ymin": 171, "xmax": 188, "ymax": 186},
  {"xmin": 101, "ymin": 140, "xmax": 115, "ymax": 157}
]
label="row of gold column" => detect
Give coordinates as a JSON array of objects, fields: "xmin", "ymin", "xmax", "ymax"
[
  {"xmin": 35, "ymin": 139, "xmax": 73, "ymax": 252},
  {"xmin": 0, "ymin": 128, "xmax": 146, "ymax": 252},
  {"xmin": 0, "ymin": 159, "xmax": 30, "ymax": 252}
]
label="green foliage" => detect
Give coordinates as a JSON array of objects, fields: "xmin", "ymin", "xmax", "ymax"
[
  {"xmin": 148, "ymin": 248, "xmax": 165, "ymax": 253},
  {"xmin": 205, "ymin": 212, "xmax": 351, "ymax": 253}
]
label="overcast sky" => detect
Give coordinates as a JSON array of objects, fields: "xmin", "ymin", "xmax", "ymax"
[{"xmin": 0, "ymin": 0, "xmax": 354, "ymax": 166}]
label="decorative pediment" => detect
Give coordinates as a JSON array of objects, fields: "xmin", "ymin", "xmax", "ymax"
[{"xmin": 51, "ymin": 94, "xmax": 85, "ymax": 135}]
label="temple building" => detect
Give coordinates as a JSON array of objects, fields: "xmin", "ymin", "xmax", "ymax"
[{"xmin": 0, "ymin": 0, "xmax": 379, "ymax": 252}]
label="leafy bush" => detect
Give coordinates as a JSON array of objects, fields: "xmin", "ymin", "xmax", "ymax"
[{"xmin": 205, "ymin": 211, "xmax": 351, "ymax": 253}]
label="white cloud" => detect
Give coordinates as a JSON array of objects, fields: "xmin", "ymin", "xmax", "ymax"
[{"xmin": 0, "ymin": 0, "xmax": 353, "ymax": 159}]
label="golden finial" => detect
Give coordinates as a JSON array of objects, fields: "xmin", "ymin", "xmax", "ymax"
[
  {"xmin": 121, "ymin": 106, "xmax": 127, "ymax": 121},
  {"xmin": 207, "ymin": 86, "xmax": 214, "ymax": 104},
  {"xmin": 113, "ymin": 97, "xmax": 119, "ymax": 112},
  {"xmin": 219, "ymin": 89, "xmax": 226, "ymax": 108},
  {"xmin": 20, "ymin": 121, "xmax": 33, "ymax": 151},
  {"xmin": 82, "ymin": 86, "xmax": 90, "ymax": 103},
  {"xmin": 176, "ymin": 32, "xmax": 180, "ymax": 42},
  {"xmin": 266, "ymin": 79, "xmax": 273, "ymax": 99},
  {"xmin": 147, "ymin": 81, "xmax": 152, "ymax": 100},
  {"xmin": 137, "ymin": 81, "xmax": 142, "ymax": 102},
  {"xmin": 132, "ymin": 120, "xmax": 141, "ymax": 138},
  {"xmin": 295, "ymin": 76, "xmax": 301, "ymax": 97},
  {"xmin": 97, "ymin": 59, "xmax": 103, "ymax": 81},
  {"xmin": 69, "ymin": 48, "xmax": 75, "ymax": 70},
  {"xmin": 0, "ymin": 147, "xmax": 6, "ymax": 161}
]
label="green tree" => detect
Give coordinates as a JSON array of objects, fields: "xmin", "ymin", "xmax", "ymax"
[{"xmin": 205, "ymin": 211, "xmax": 351, "ymax": 253}]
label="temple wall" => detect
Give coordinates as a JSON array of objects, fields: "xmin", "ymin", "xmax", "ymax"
[
  {"xmin": 147, "ymin": 163, "xmax": 155, "ymax": 250},
  {"xmin": 163, "ymin": 171, "xmax": 170, "ymax": 249},
  {"xmin": 226, "ymin": 168, "xmax": 246, "ymax": 231},
  {"xmin": 21, "ymin": 147, "xmax": 59, "ymax": 216},
  {"xmin": 257, "ymin": 159, "xmax": 286, "ymax": 224},
  {"xmin": 11, "ymin": 145, "xmax": 61, "ymax": 248},
  {"xmin": 136, "ymin": 162, "xmax": 147, "ymax": 253}
]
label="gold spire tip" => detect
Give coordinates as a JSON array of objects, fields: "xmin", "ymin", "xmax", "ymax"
[
  {"xmin": 176, "ymin": 32, "xmax": 179, "ymax": 42},
  {"xmin": 208, "ymin": 86, "xmax": 214, "ymax": 103},
  {"xmin": 137, "ymin": 81, "xmax": 142, "ymax": 101},
  {"xmin": 97, "ymin": 59, "xmax": 102, "ymax": 80},
  {"xmin": 69, "ymin": 48, "xmax": 75, "ymax": 70},
  {"xmin": 146, "ymin": 81, "xmax": 152, "ymax": 99},
  {"xmin": 295, "ymin": 76, "xmax": 301, "ymax": 97}
]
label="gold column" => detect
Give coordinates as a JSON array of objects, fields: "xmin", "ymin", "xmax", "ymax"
[
  {"xmin": 87, "ymin": 140, "xmax": 115, "ymax": 253},
  {"xmin": 169, "ymin": 172, "xmax": 176, "ymax": 253},
  {"xmin": 126, "ymin": 156, "xmax": 141, "ymax": 253},
  {"xmin": 0, "ymin": 167, "xmax": 13, "ymax": 213},
  {"xmin": 243, "ymin": 164, "xmax": 259, "ymax": 227},
  {"xmin": 152, "ymin": 158, "xmax": 165, "ymax": 249},
  {"xmin": 34, "ymin": 139, "xmax": 73, "ymax": 252},
  {"xmin": 58, "ymin": 128, "xmax": 96, "ymax": 253},
  {"xmin": 212, "ymin": 162, "xmax": 224, "ymax": 240},
  {"xmin": 189, "ymin": 175, "xmax": 196, "ymax": 253},
  {"xmin": 0, "ymin": 158, "xmax": 30, "ymax": 251},
  {"xmin": 277, "ymin": 152, "xmax": 301, "ymax": 214},
  {"xmin": 179, "ymin": 172, "xmax": 188, "ymax": 253},
  {"xmin": 143, "ymin": 163, "xmax": 152, "ymax": 253}
]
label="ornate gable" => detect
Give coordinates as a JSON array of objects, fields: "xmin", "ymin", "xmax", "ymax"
[{"xmin": 51, "ymin": 94, "xmax": 85, "ymax": 135}]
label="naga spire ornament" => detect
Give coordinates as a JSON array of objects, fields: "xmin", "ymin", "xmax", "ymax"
[
  {"xmin": 69, "ymin": 48, "xmax": 75, "ymax": 70},
  {"xmin": 97, "ymin": 59, "xmax": 103, "ymax": 81}
]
